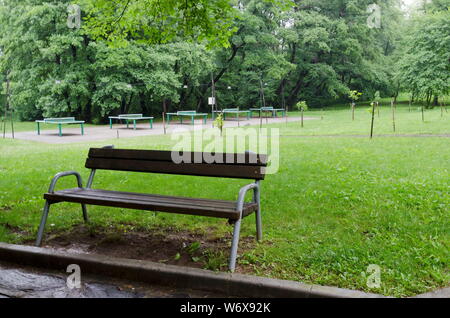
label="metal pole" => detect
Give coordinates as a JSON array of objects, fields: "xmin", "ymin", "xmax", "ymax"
[
  {"xmin": 282, "ymin": 83, "xmax": 288, "ymax": 125},
  {"xmin": 259, "ymin": 77, "xmax": 265, "ymax": 129},
  {"xmin": 9, "ymin": 73, "xmax": 14, "ymax": 139},
  {"xmin": 2, "ymin": 74, "xmax": 8, "ymax": 139},
  {"xmin": 211, "ymin": 73, "xmax": 216, "ymax": 127},
  {"xmin": 162, "ymin": 99, "xmax": 167, "ymax": 135}
]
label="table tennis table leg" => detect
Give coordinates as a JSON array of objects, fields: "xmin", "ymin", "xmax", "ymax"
[
  {"xmin": 81, "ymin": 123, "xmax": 84, "ymax": 135},
  {"xmin": 191, "ymin": 116, "xmax": 194, "ymax": 125},
  {"xmin": 126, "ymin": 120, "xmax": 129, "ymax": 129},
  {"xmin": 109, "ymin": 118, "xmax": 113, "ymax": 129},
  {"xmin": 204, "ymin": 115, "xmax": 207, "ymax": 124},
  {"xmin": 58, "ymin": 124, "xmax": 62, "ymax": 137},
  {"xmin": 133, "ymin": 120, "xmax": 136, "ymax": 130},
  {"xmin": 167, "ymin": 114, "xmax": 171, "ymax": 125},
  {"xmin": 150, "ymin": 119, "xmax": 153, "ymax": 129}
]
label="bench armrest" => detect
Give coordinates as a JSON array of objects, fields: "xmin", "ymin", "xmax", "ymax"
[
  {"xmin": 48, "ymin": 171, "xmax": 83, "ymax": 193},
  {"xmin": 236, "ymin": 183, "xmax": 258, "ymax": 214}
]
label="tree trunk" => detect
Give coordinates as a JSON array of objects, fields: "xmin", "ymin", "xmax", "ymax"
[
  {"xmin": 433, "ymin": 95, "xmax": 439, "ymax": 106},
  {"xmin": 391, "ymin": 99, "xmax": 396, "ymax": 132},
  {"xmin": 301, "ymin": 109, "xmax": 304, "ymax": 128},
  {"xmin": 370, "ymin": 103, "xmax": 376, "ymax": 139}
]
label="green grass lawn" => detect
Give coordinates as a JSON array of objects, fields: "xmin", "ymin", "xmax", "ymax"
[
  {"xmin": 282, "ymin": 102, "xmax": 449, "ymax": 136},
  {"xmin": 0, "ymin": 104, "xmax": 448, "ymax": 297}
]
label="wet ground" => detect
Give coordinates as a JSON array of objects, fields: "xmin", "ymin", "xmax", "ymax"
[
  {"xmin": 4, "ymin": 116, "xmax": 310, "ymax": 144},
  {"xmin": 0, "ymin": 262, "xmax": 226, "ymax": 298},
  {"xmin": 28, "ymin": 225, "xmax": 257, "ymax": 274}
]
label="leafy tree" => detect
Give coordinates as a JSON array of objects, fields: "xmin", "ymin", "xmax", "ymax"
[
  {"xmin": 78, "ymin": 0, "xmax": 291, "ymax": 48},
  {"xmin": 295, "ymin": 100, "xmax": 308, "ymax": 127},
  {"xmin": 349, "ymin": 90, "xmax": 362, "ymax": 121},
  {"xmin": 0, "ymin": 0, "xmax": 414, "ymax": 122},
  {"xmin": 397, "ymin": 6, "xmax": 450, "ymax": 107}
]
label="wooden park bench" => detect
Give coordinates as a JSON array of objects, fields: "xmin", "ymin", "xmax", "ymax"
[{"xmin": 35, "ymin": 146, "xmax": 268, "ymax": 271}]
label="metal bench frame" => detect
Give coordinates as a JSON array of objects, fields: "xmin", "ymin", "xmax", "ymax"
[{"xmin": 35, "ymin": 146, "xmax": 264, "ymax": 272}]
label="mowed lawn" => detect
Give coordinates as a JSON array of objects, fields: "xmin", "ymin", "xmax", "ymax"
[{"xmin": 0, "ymin": 105, "xmax": 448, "ymax": 297}]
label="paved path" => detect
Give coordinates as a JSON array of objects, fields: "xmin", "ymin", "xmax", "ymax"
[
  {"xmin": 0, "ymin": 262, "xmax": 224, "ymax": 298},
  {"xmin": 3, "ymin": 117, "xmax": 311, "ymax": 144}
]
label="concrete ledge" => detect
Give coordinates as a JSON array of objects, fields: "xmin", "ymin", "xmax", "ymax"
[{"xmin": 0, "ymin": 242, "xmax": 383, "ymax": 298}]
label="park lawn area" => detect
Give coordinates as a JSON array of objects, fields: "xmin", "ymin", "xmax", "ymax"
[
  {"xmin": 0, "ymin": 107, "xmax": 449, "ymax": 297},
  {"xmin": 283, "ymin": 102, "xmax": 449, "ymax": 136}
]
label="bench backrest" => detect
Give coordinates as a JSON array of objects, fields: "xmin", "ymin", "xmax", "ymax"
[
  {"xmin": 85, "ymin": 148, "xmax": 267, "ymax": 180},
  {"xmin": 44, "ymin": 117, "xmax": 75, "ymax": 122},
  {"xmin": 119, "ymin": 114, "xmax": 143, "ymax": 118},
  {"xmin": 178, "ymin": 111, "xmax": 197, "ymax": 115}
]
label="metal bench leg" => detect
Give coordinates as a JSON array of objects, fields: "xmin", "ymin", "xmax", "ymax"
[
  {"xmin": 254, "ymin": 182, "xmax": 262, "ymax": 241},
  {"xmin": 81, "ymin": 204, "xmax": 89, "ymax": 223},
  {"xmin": 35, "ymin": 201, "xmax": 51, "ymax": 246},
  {"xmin": 37, "ymin": 122, "xmax": 40, "ymax": 135},
  {"xmin": 58, "ymin": 124, "xmax": 62, "ymax": 137},
  {"xmin": 229, "ymin": 218, "xmax": 242, "ymax": 272}
]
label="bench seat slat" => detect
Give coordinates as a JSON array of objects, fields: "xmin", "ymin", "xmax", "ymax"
[
  {"xmin": 45, "ymin": 188, "xmax": 258, "ymax": 220},
  {"xmin": 56, "ymin": 188, "xmax": 243, "ymax": 208}
]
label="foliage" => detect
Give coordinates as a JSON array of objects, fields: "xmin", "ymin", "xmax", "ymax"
[
  {"xmin": 396, "ymin": 4, "xmax": 450, "ymax": 106},
  {"xmin": 349, "ymin": 90, "xmax": 363, "ymax": 102},
  {"xmin": 213, "ymin": 113, "xmax": 224, "ymax": 134},
  {"xmin": 78, "ymin": 0, "xmax": 292, "ymax": 48},
  {"xmin": 295, "ymin": 101, "xmax": 308, "ymax": 111},
  {"xmin": 1, "ymin": 0, "xmax": 440, "ymax": 121},
  {"xmin": 0, "ymin": 0, "xmax": 213, "ymax": 121}
]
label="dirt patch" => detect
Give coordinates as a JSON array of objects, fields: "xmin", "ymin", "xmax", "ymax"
[{"xmin": 25, "ymin": 225, "xmax": 258, "ymax": 273}]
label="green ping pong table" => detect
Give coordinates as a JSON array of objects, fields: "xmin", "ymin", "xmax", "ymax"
[
  {"xmin": 35, "ymin": 117, "xmax": 85, "ymax": 137},
  {"xmin": 108, "ymin": 114, "xmax": 154, "ymax": 130},
  {"xmin": 250, "ymin": 107, "xmax": 286, "ymax": 118},
  {"xmin": 212, "ymin": 108, "xmax": 251, "ymax": 121},
  {"xmin": 166, "ymin": 111, "xmax": 208, "ymax": 125}
]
